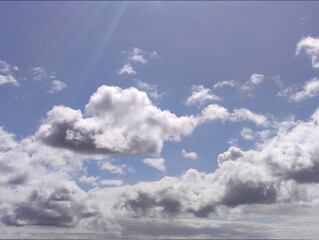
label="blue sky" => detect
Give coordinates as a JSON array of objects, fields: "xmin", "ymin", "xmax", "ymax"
[{"xmin": 1, "ymin": 2, "xmax": 319, "ymax": 239}]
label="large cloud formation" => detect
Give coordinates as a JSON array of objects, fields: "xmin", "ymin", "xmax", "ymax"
[
  {"xmin": 2, "ymin": 85, "xmax": 319, "ymax": 239},
  {"xmin": 36, "ymin": 85, "xmax": 270, "ymax": 157},
  {"xmin": 37, "ymin": 85, "xmax": 199, "ymax": 156}
]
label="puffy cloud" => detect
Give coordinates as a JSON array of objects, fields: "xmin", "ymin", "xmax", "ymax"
[
  {"xmin": 118, "ymin": 64, "xmax": 136, "ymax": 75},
  {"xmin": 47, "ymin": 80, "xmax": 67, "ymax": 94},
  {"xmin": 186, "ymin": 85, "xmax": 221, "ymax": 106},
  {"xmin": 142, "ymin": 158, "xmax": 166, "ymax": 172},
  {"xmin": 182, "ymin": 149, "xmax": 198, "ymax": 160},
  {"xmin": 213, "ymin": 80, "xmax": 237, "ymax": 89},
  {"xmin": 36, "ymin": 85, "xmax": 199, "ymax": 156},
  {"xmin": 200, "ymin": 104, "xmax": 269, "ymax": 126},
  {"xmin": 279, "ymin": 78, "xmax": 319, "ymax": 102},
  {"xmin": 296, "ymin": 36, "xmax": 319, "ymax": 69}
]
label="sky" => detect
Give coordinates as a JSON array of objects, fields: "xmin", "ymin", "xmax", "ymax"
[{"xmin": 1, "ymin": 1, "xmax": 319, "ymax": 239}]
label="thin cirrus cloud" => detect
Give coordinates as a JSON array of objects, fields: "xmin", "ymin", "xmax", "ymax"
[
  {"xmin": 47, "ymin": 80, "xmax": 67, "ymax": 94},
  {"xmin": 186, "ymin": 85, "xmax": 221, "ymax": 106},
  {"xmin": 296, "ymin": 36, "xmax": 319, "ymax": 69}
]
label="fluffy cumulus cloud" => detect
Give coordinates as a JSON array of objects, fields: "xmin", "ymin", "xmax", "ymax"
[
  {"xmin": 2, "ymin": 103, "xmax": 319, "ymax": 238},
  {"xmin": 279, "ymin": 78, "xmax": 319, "ymax": 102},
  {"xmin": 0, "ymin": 60, "xmax": 19, "ymax": 87},
  {"xmin": 142, "ymin": 158, "xmax": 166, "ymax": 172},
  {"xmin": 182, "ymin": 149, "xmax": 198, "ymax": 160},
  {"xmin": 36, "ymin": 85, "xmax": 199, "ymax": 156},
  {"xmin": 296, "ymin": 36, "xmax": 319, "ymax": 69},
  {"xmin": 200, "ymin": 104, "xmax": 270, "ymax": 126},
  {"xmin": 186, "ymin": 85, "xmax": 221, "ymax": 106}
]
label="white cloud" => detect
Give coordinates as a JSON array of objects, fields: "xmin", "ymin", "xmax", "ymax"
[
  {"xmin": 47, "ymin": 80, "xmax": 67, "ymax": 94},
  {"xmin": 150, "ymin": 51, "xmax": 158, "ymax": 58},
  {"xmin": 291, "ymin": 78, "xmax": 319, "ymax": 102},
  {"xmin": 278, "ymin": 78, "xmax": 319, "ymax": 102},
  {"xmin": 200, "ymin": 104, "xmax": 269, "ymax": 127},
  {"xmin": 36, "ymin": 85, "xmax": 199, "ymax": 156},
  {"xmin": 182, "ymin": 149, "xmax": 198, "ymax": 160},
  {"xmin": 30, "ymin": 67, "xmax": 46, "ymax": 81},
  {"xmin": 130, "ymin": 48, "xmax": 148, "ymax": 64},
  {"xmin": 213, "ymin": 80, "xmax": 237, "ymax": 89},
  {"xmin": 0, "ymin": 60, "xmax": 19, "ymax": 87},
  {"xmin": 142, "ymin": 158, "xmax": 166, "ymax": 172},
  {"xmin": 100, "ymin": 179, "xmax": 123, "ymax": 186},
  {"xmin": 296, "ymin": 36, "xmax": 319, "ymax": 69},
  {"xmin": 0, "ymin": 74, "xmax": 19, "ymax": 87},
  {"xmin": 99, "ymin": 161, "xmax": 127, "ymax": 175},
  {"xmin": 250, "ymin": 73, "xmax": 264, "ymax": 85},
  {"xmin": 186, "ymin": 85, "xmax": 221, "ymax": 106},
  {"xmin": 240, "ymin": 73, "xmax": 264, "ymax": 91},
  {"xmin": 134, "ymin": 79, "xmax": 156, "ymax": 91},
  {"xmin": 118, "ymin": 63, "xmax": 136, "ymax": 75},
  {"xmin": 2, "ymin": 106, "xmax": 319, "ymax": 238},
  {"xmin": 240, "ymin": 127, "xmax": 255, "ymax": 140},
  {"xmin": 79, "ymin": 175, "xmax": 99, "ymax": 186}
]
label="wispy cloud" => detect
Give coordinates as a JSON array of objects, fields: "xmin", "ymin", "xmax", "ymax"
[
  {"xmin": 213, "ymin": 80, "xmax": 237, "ymax": 89},
  {"xmin": 278, "ymin": 78, "xmax": 319, "ymax": 102}
]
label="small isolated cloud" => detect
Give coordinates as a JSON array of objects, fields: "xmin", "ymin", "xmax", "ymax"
[
  {"xmin": 182, "ymin": 149, "xmax": 198, "ymax": 160},
  {"xmin": 47, "ymin": 80, "xmax": 67, "ymax": 94},
  {"xmin": 118, "ymin": 63, "xmax": 136, "ymax": 75},
  {"xmin": 0, "ymin": 74, "xmax": 19, "ymax": 87},
  {"xmin": 241, "ymin": 73, "xmax": 264, "ymax": 91},
  {"xmin": 278, "ymin": 78, "xmax": 319, "ymax": 102},
  {"xmin": 0, "ymin": 60, "xmax": 19, "ymax": 87},
  {"xmin": 213, "ymin": 80, "xmax": 237, "ymax": 89},
  {"xmin": 150, "ymin": 51, "xmax": 158, "ymax": 58},
  {"xmin": 142, "ymin": 158, "xmax": 166, "ymax": 172},
  {"xmin": 240, "ymin": 127, "xmax": 255, "ymax": 140},
  {"xmin": 133, "ymin": 79, "xmax": 163, "ymax": 100},
  {"xmin": 30, "ymin": 67, "xmax": 46, "ymax": 81},
  {"xmin": 100, "ymin": 179, "xmax": 123, "ymax": 186},
  {"xmin": 296, "ymin": 36, "xmax": 319, "ymax": 69},
  {"xmin": 99, "ymin": 161, "xmax": 128, "ymax": 175},
  {"xmin": 134, "ymin": 79, "xmax": 156, "ymax": 91},
  {"xmin": 130, "ymin": 48, "xmax": 148, "ymax": 64},
  {"xmin": 186, "ymin": 85, "xmax": 221, "ymax": 106},
  {"xmin": 79, "ymin": 175, "xmax": 99, "ymax": 186}
]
